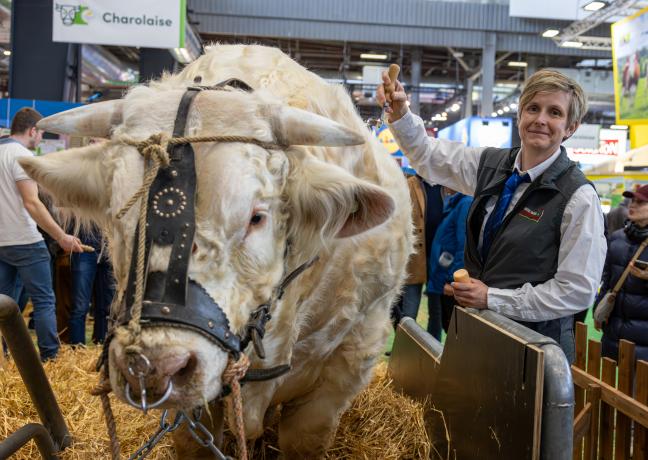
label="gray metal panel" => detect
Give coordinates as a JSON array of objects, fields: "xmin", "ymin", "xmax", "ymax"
[
  {"xmin": 197, "ymin": 15, "xmax": 609, "ymax": 58},
  {"xmin": 190, "ymin": 0, "xmax": 612, "ymax": 36}
]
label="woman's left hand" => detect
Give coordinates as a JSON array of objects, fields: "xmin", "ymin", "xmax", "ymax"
[{"xmin": 630, "ymin": 265, "xmax": 648, "ymax": 280}]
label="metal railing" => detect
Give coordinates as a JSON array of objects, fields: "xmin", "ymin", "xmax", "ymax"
[{"xmin": 0, "ymin": 294, "xmax": 72, "ymax": 459}]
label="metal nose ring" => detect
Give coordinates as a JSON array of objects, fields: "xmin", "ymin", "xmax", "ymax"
[
  {"xmin": 125, "ymin": 351, "xmax": 171, "ymax": 414},
  {"xmin": 125, "ymin": 380, "xmax": 174, "ymax": 414}
]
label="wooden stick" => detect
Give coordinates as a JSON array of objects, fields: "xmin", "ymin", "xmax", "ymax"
[{"xmin": 384, "ymin": 64, "xmax": 401, "ymax": 98}]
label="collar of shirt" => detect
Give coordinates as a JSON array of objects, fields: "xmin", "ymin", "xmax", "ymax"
[{"xmin": 513, "ymin": 147, "xmax": 562, "ymax": 181}]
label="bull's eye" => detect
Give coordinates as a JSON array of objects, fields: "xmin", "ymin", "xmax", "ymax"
[{"xmin": 250, "ymin": 213, "xmax": 265, "ymax": 226}]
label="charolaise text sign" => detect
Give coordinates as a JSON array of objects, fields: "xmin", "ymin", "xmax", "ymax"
[{"xmin": 53, "ymin": 0, "xmax": 185, "ymax": 49}]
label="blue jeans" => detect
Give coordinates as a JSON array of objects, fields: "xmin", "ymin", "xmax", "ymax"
[
  {"xmin": 0, "ymin": 241, "xmax": 59, "ymax": 360},
  {"xmin": 392, "ymin": 284, "xmax": 423, "ymax": 329},
  {"xmin": 70, "ymin": 252, "xmax": 114, "ymax": 344}
]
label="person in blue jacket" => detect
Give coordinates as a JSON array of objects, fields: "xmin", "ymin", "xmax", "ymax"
[{"xmin": 426, "ymin": 188, "xmax": 473, "ymax": 340}]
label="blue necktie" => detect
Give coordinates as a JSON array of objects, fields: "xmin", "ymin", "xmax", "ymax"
[{"xmin": 481, "ymin": 170, "xmax": 530, "ymax": 260}]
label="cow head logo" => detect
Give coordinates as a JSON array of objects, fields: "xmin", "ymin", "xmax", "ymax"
[{"xmin": 55, "ymin": 3, "xmax": 91, "ymax": 26}]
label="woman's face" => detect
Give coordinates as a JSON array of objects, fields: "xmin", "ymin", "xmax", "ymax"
[{"xmin": 628, "ymin": 198, "xmax": 648, "ymax": 224}]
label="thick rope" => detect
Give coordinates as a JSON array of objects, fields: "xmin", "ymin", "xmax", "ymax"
[
  {"xmin": 223, "ymin": 354, "xmax": 251, "ymax": 460},
  {"xmin": 91, "ymin": 374, "xmax": 121, "ymax": 460}
]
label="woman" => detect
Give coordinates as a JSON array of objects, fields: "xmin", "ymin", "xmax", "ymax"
[{"xmin": 596, "ymin": 184, "xmax": 648, "ymax": 362}]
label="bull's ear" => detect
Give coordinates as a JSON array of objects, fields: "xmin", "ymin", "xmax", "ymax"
[
  {"xmin": 18, "ymin": 144, "xmax": 109, "ymax": 219},
  {"xmin": 287, "ymin": 153, "xmax": 394, "ymax": 253}
]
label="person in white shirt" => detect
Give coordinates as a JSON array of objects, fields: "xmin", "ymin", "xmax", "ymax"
[
  {"xmin": 377, "ymin": 69, "xmax": 606, "ymax": 362},
  {"xmin": 0, "ymin": 107, "xmax": 82, "ymax": 360}
]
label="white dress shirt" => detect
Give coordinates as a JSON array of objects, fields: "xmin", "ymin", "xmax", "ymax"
[{"xmin": 390, "ymin": 111, "xmax": 607, "ymax": 321}]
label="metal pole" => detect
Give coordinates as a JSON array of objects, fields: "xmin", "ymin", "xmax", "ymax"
[
  {"xmin": 0, "ymin": 423, "xmax": 58, "ymax": 460},
  {"xmin": 0, "ymin": 295, "xmax": 72, "ymax": 451},
  {"xmin": 480, "ymin": 32, "xmax": 496, "ymax": 117},
  {"xmin": 410, "ymin": 48, "xmax": 422, "ymax": 116}
]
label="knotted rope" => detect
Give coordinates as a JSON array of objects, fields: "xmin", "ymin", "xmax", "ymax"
[
  {"xmin": 90, "ymin": 373, "xmax": 121, "ymax": 460},
  {"xmin": 223, "ymin": 353, "xmax": 251, "ymax": 460},
  {"xmin": 90, "ymin": 132, "xmax": 284, "ymax": 460}
]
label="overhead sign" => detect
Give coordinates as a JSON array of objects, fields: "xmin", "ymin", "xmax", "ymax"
[
  {"xmin": 611, "ymin": 6, "xmax": 648, "ymax": 124},
  {"xmin": 52, "ymin": 0, "xmax": 185, "ymax": 49}
]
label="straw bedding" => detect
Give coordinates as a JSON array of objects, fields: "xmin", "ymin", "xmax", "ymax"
[{"xmin": 0, "ymin": 346, "xmax": 430, "ymax": 459}]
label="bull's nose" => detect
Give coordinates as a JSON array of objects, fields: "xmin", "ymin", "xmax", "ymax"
[{"xmin": 117, "ymin": 350, "xmax": 196, "ymax": 396}]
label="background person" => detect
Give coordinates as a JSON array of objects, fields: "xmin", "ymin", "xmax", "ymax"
[
  {"xmin": 391, "ymin": 174, "xmax": 443, "ymax": 328},
  {"xmin": 426, "ymin": 187, "xmax": 472, "ymax": 339},
  {"xmin": 377, "ymin": 69, "xmax": 606, "ymax": 362},
  {"xmin": 596, "ymin": 185, "xmax": 648, "ymax": 362},
  {"xmin": 68, "ymin": 223, "xmax": 115, "ymax": 345},
  {"xmin": 0, "ymin": 107, "xmax": 82, "ymax": 360}
]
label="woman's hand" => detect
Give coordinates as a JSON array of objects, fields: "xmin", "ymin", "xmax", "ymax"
[
  {"xmin": 376, "ymin": 72, "xmax": 409, "ymax": 122},
  {"xmin": 451, "ymin": 278, "xmax": 489, "ymax": 309},
  {"xmin": 630, "ymin": 265, "xmax": 648, "ymax": 280}
]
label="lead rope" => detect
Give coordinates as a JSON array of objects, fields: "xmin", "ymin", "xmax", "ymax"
[
  {"xmin": 91, "ymin": 133, "xmax": 284, "ymax": 460},
  {"xmin": 223, "ymin": 354, "xmax": 251, "ymax": 460}
]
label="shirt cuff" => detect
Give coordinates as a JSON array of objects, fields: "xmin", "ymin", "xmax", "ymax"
[
  {"xmin": 389, "ymin": 110, "xmax": 417, "ymax": 131},
  {"xmin": 486, "ymin": 287, "xmax": 516, "ymax": 317}
]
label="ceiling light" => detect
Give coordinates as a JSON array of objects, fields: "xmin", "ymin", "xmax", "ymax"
[
  {"xmin": 3, "ymin": 50, "xmax": 10, "ymax": 56},
  {"xmin": 508, "ymin": 61, "xmax": 528, "ymax": 68},
  {"xmin": 583, "ymin": 1, "xmax": 606, "ymax": 11},
  {"xmin": 497, "ymin": 109, "xmax": 504, "ymax": 115},
  {"xmin": 562, "ymin": 41, "xmax": 584, "ymax": 48},
  {"xmin": 491, "ymin": 112, "xmax": 498, "ymax": 117},
  {"xmin": 442, "ymin": 112, "xmax": 448, "ymax": 117},
  {"xmin": 360, "ymin": 53, "xmax": 388, "ymax": 60},
  {"xmin": 542, "ymin": 29, "xmax": 560, "ymax": 38},
  {"xmin": 510, "ymin": 103, "xmax": 518, "ymax": 109},
  {"xmin": 450, "ymin": 103, "xmax": 460, "ymax": 112},
  {"xmin": 503, "ymin": 106, "xmax": 511, "ymax": 112},
  {"xmin": 610, "ymin": 124, "xmax": 628, "ymax": 130}
]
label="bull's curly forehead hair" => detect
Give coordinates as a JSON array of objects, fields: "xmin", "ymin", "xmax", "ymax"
[{"xmin": 518, "ymin": 69, "xmax": 588, "ymax": 127}]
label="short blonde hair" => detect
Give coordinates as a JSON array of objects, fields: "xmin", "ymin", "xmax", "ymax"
[{"xmin": 519, "ymin": 69, "xmax": 588, "ymax": 127}]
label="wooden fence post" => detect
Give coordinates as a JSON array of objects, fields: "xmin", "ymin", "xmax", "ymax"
[
  {"xmin": 584, "ymin": 340, "xmax": 601, "ymax": 459},
  {"xmin": 599, "ymin": 357, "xmax": 616, "ymax": 460},
  {"xmin": 615, "ymin": 340, "xmax": 635, "ymax": 460},
  {"xmin": 573, "ymin": 322, "xmax": 588, "ymax": 460},
  {"xmin": 634, "ymin": 360, "xmax": 648, "ymax": 460}
]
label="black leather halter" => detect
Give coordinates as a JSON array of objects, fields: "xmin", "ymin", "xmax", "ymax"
[{"xmin": 99, "ymin": 80, "xmax": 317, "ymax": 382}]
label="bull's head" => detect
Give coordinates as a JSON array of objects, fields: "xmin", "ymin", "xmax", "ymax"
[{"xmin": 19, "ymin": 86, "xmax": 394, "ymax": 409}]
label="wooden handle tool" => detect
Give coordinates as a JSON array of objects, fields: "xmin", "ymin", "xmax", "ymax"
[
  {"xmin": 384, "ymin": 63, "xmax": 401, "ymax": 98},
  {"xmin": 453, "ymin": 269, "xmax": 470, "ymax": 284},
  {"xmin": 80, "ymin": 244, "xmax": 95, "ymax": 253}
]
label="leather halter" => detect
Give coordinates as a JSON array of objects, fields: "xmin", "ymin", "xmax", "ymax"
[{"xmin": 99, "ymin": 79, "xmax": 316, "ymax": 383}]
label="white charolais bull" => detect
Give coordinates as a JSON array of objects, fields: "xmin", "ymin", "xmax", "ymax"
[{"xmin": 19, "ymin": 44, "xmax": 412, "ymax": 458}]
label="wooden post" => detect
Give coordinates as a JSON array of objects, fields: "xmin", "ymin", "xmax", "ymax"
[
  {"xmin": 584, "ymin": 384, "xmax": 601, "ymax": 460},
  {"xmin": 582, "ymin": 340, "xmax": 601, "ymax": 459},
  {"xmin": 599, "ymin": 357, "xmax": 616, "ymax": 460},
  {"xmin": 573, "ymin": 322, "xmax": 588, "ymax": 460},
  {"xmin": 634, "ymin": 360, "xmax": 648, "ymax": 460},
  {"xmin": 586, "ymin": 339, "xmax": 601, "ymax": 379},
  {"xmin": 615, "ymin": 340, "xmax": 635, "ymax": 460}
]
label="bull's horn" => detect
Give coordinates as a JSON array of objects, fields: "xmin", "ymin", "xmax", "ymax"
[
  {"xmin": 37, "ymin": 99, "xmax": 123, "ymax": 137},
  {"xmin": 270, "ymin": 106, "xmax": 365, "ymax": 147}
]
